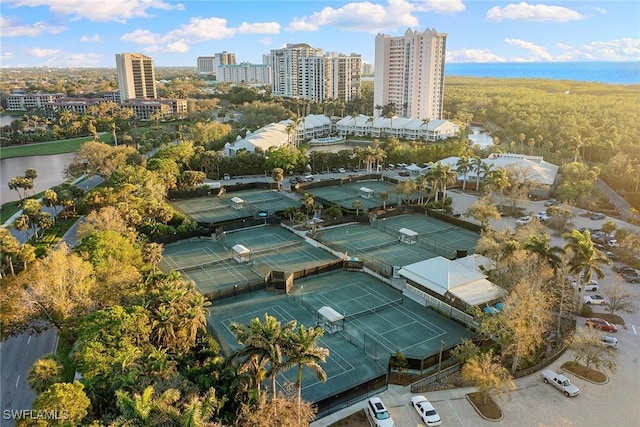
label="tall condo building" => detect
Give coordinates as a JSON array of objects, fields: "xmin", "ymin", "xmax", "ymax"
[
  {"xmin": 264, "ymin": 43, "xmax": 361, "ymax": 103},
  {"xmin": 374, "ymin": 28, "xmax": 446, "ymax": 120},
  {"xmin": 115, "ymin": 53, "xmax": 157, "ymax": 101},
  {"xmin": 215, "ymin": 52, "xmax": 236, "ymax": 69}
]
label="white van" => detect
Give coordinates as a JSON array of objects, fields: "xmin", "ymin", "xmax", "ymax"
[
  {"xmin": 304, "ymin": 175, "xmax": 314, "ymax": 182},
  {"xmin": 367, "ymin": 397, "xmax": 395, "ymax": 427}
]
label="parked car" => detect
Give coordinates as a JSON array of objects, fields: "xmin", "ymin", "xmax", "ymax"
[
  {"xmin": 540, "ymin": 369, "xmax": 580, "ymax": 397},
  {"xmin": 516, "ymin": 216, "xmax": 532, "ymax": 226},
  {"xmin": 583, "ymin": 294, "xmax": 608, "ymax": 305},
  {"xmin": 411, "ymin": 395, "xmax": 441, "ymax": 426},
  {"xmin": 614, "ymin": 265, "xmax": 639, "ymax": 275},
  {"xmin": 367, "ymin": 397, "xmax": 395, "ymax": 427},
  {"xmin": 600, "ymin": 335, "xmax": 619, "ymax": 349},
  {"xmin": 570, "ymin": 279, "xmax": 599, "ymax": 292},
  {"xmin": 607, "ymin": 239, "xmax": 618, "ymax": 248},
  {"xmin": 398, "ymin": 171, "xmax": 410, "ymax": 177},
  {"xmin": 222, "ymin": 173, "xmax": 231, "ymax": 180},
  {"xmin": 622, "ymin": 271, "xmax": 640, "ymax": 283},
  {"xmin": 590, "ymin": 213, "xmax": 606, "ymax": 220},
  {"xmin": 544, "ymin": 199, "xmax": 559, "ymax": 207},
  {"xmin": 535, "ymin": 211, "xmax": 550, "ymax": 221},
  {"xmin": 337, "ymin": 167, "xmax": 346, "ymax": 173},
  {"xmin": 586, "ymin": 317, "xmax": 618, "ymax": 333},
  {"xmin": 288, "ymin": 177, "xmax": 299, "ymax": 184}
]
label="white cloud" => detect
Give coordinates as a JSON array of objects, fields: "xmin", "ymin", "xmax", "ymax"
[
  {"xmin": 505, "ymin": 38, "xmax": 554, "ymax": 61},
  {"xmin": 486, "ymin": 2, "xmax": 584, "ymax": 22},
  {"xmin": 558, "ymin": 38, "xmax": 640, "ymax": 61},
  {"xmin": 238, "ymin": 21, "xmax": 281, "ymax": 35},
  {"xmin": 120, "ymin": 29, "xmax": 162, "ymax": 45},
  {"xmin": 27, "ymin": 47, "xmax": 61, "ymax": 57},
  {"xmin": 412, "ymin": 0, "xmax": 466, "ymax": 13},
  {"xmin": 0, "ymin": 51, "xmax": 14, "ymax": 62},
  {"xmin": 259, "ymin": 38, "xmax": 273, "ymax": 46},
  {"xmin": 1, "ymin": 16, "xmax": 65, "ymax": 37},
  {"xmin": 447, "ymin": 49, "xmax": 506, "ymax": 63},
  {"xmin": 167, "ymin": 17, "xmax": 236, "ymax": 42},
  {"xmin": 5, "ymin": 0, "xmax": 184, "ymax": 23},
  {"xmin": 80, "ymin": 34, "xmax": 101, "ymax": 42},
  {"xmin": 162, "ymin": 40, "xmax": 190, "ymax": 53},
  {"xmin": 287, "ymin": 0, "xmax": 419, "ymax": 33}
]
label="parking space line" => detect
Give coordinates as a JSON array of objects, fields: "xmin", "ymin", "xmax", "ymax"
[{"xmin": 633, "ymin": 325, "xmax": 637, "ymax": 334}]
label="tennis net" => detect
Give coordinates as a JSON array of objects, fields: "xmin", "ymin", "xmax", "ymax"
[
  {"xmin": 250, "ymin": 240, "xmax": 302, "ymax": 257},
  {"xmin": 189, "ymin": 204, "xmax": 229, "ymax": 215},
  {"xmin": 418, "ymin": 226, "xmax": 457, "ymax": 238},
  {"xmin": 245, "ymin": 195, "xmax": 284, "ymax": 205},
  {"xmin": 344, "ymin": 298, "xmax": 403, "ymax": 322},
  {"xmin": 175, "ymin": 255, "xmax": 233, "ymax": 273},
  {"xmin": 356, "ymin": 239, "xmax": 399, "ymax": 252}
]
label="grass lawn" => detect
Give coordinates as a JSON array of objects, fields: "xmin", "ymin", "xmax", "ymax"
[
  {"xmin": 0, "ymin": 192, "xmax": 46, "ymax": 224},
  {"xmin": 0, "ymin": 134, "xmax": 110, "ymax": 160},
  {"xmin": 31, "ymin": 216, "xmax": 79, "ymax": 257}
]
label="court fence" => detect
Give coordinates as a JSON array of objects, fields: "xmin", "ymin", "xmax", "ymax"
[{"xmin": 314, "ymin": 373, "xmax": 388, "ymax": 419}]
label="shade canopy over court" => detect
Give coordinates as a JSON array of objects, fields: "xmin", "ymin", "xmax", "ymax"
[
  {"xmin": 317, "ymin": 306, "xmax": 345, "ymax": 334},
  {"xmin": 232, "ymin": 244, "xmax": 250, "ymax": 262},
  {"xmin": 359, "ymin": 187, "xmax": 374, "ymax": 198},
  {"xmin": 230, "ymin": 196, "xmax": 245, "ymax": 209},
  {"xmin": 398, "ymin": 227, "xmax": 418, "ymax": 245}
]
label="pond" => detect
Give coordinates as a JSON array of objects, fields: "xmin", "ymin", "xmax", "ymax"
[{"xmin": 1, "ymin": 153, "xmax": 75, "ymax": 204}]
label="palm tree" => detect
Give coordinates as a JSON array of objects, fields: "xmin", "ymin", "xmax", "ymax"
[
  {"xmin": 379, "ymin": 191, "xmax": 390, "ymax": 211},
  {"xmin": 272, "ymin": 168, "xmax": 284, "ymax": 191},
  {"xmin": 428, "ymin": 163, "xmax": 457, "ymax": 204},
  {"xmin": 523, "ymin": 234, "xmax": 564, "ymax": 274},
  {"xmin": 301, "ymin": 193, "xmax": 315, "ymax": 218},
  {"xmin": 352, "ymin": 199, "xmax": 363, "ymax": 216},
  {"xmin": 28, "ymin": 355, "xmax": 63, "ymax": 394},
  {"xmin": 112, "ymin": 386, "xmax": 180, "ymax": 427},
  {"xmin": 286, "ymin": 325, "xmax": 329, "ymax": 421},
  {"xmin": 421, "ymin": 117, "xmax": 430, "ymax": 140},
  {"xmin": 562, "ymin": 229, "xmax": 610, "ymax": 312},
  {"xmin": 180, "ymin": 387, "xmax": 225, "ymax": 427},
  {"xmin": 456, "ymin": 155, "xmax": 471, "ymax": 191},
  {"xmin": 471, "ymin": 157, "xmax": 485, "ymax": 192}
]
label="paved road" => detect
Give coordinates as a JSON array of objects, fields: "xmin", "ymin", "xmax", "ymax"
[{"xmin": 0, "ymin": 330, "xmax": 57, "ymax": 427}]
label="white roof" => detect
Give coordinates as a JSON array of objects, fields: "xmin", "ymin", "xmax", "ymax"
[
  {"xmin": 299, "ymin": 114, "xmax": 331, "ymax": 128},
  {"xmin": 405, "ymin": 163, "xmax": 424, "ymax": 171},
  {"xmin": 398, "ymin": 227, "xmax": 418, "ymax": 237},
  {"xmin": 232, "ymin": 244, "xmax": 250, "ymax": 255},
  {"xmin": 399, "ymin": 256, "xmax": 506, "ymax": 306},
  {"xmin": 318, "ymin": 306, "xmax": 344, "ymax": 323},
  {"xmin": 465, "ymin": 153, "xmax": 559, "ymax": 186},
  {"xmin": 438, "ymin": 157, "xmax": 461, "ymax": 171},
  {"xmin": 452, "ymin": 254, "xmax": 496, "ymax": 273},
  {"xmin": 226, "ymin": 121, "xmax": 289, "ymax": 154},
  {"xmin": 359, "ymin": 186, "xmax": 374, "ymax": 193},
  {"xmin": 231, "ymin": 196, "xmax": 244, "ymax": 203}
]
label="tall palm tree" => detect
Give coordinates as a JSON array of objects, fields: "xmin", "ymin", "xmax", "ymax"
[
  {"xmin": 471, "ymin": 157, "xmax": 484, "ymax": 192},
  {"xmin": 286, "ymin": 325, "xmax": 329, "ymax": 422},
  {"xmin": 352, "ymin": 199, "xmax": 363, "ymax": 216},
  {"xmin": 28, "ymin": 355, "xmax": 63, "ymax": 394},
  {"xmin": 562, "ymin": 229, "xmax": 609, "ymax": 311},
  {"xmin": 428, "ymin": 163, "xmax": 457, "ymax": 204},
  {"xmin": 456, "ymin": 155, "xmax": 471, "ymax": 191},
  {"xmin": 523, "ymin": 234, "xmax": 564, "ymax": 274},
  {"xmin": 112, "ymin": 386, "xmax": 180, "ymax": 427}
]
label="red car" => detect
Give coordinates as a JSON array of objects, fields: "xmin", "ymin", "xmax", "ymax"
[{"xmin": 586, "ymin": 318, "xmax": 618, "ymax": 333}]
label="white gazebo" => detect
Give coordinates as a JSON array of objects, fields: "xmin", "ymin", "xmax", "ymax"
[
  {"xmin": 359, "ymin": 187, "xmax": 374, "ymax": 199},
  {"xmin": 317, "ymin": 306, "xmax": 344, "ymax": 334},
  {"xmin": 398, "ymin": 227, "xmax": 418, "ymax": 245},
  {"xmin": 230, "ymin": 196, "xmax": 245, "ymax": 210},
  {"xmin": 232, "ymin": 244, "xmax": 250, "ymax": 263}
]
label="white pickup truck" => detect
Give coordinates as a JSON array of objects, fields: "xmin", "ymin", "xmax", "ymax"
[{"xmin": 540, "ymin": 369, "xmax": 580, "ymax": 397}]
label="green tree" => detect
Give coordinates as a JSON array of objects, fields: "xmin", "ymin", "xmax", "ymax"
[
  {"xmin": 567, "ymin": 328, "xmax": 616, "ymax": 372},
  {"xmin": 272, "ymin": 168, "xmax": 284, "ymax": 191},
  {"xmin": 0, "ymin": 228, "xmax": 20, "ymax": 277},
  {"xmin": 464, "ymin": 196, "xmax": 501, "ymax": 230},
  {"xmin": 112, "ymin": 385, "xmax": 180, "ymax": 427},
  {"xmin": 563, "ymin": 229, "xmax": 609, "ymax": 312},
  {"xmin": 31, "ymin": 381, "xmax": 91, "ymax": 426},
  {"xmin": 602, "ymin": 281, "xmax": 637, "ymax": 316},
  {"xmin": 28, "ymin": 355, "xmax": 64, "ymax": 395},
  {"xmin": 456, "ymin": 155, "xmax": 471, "ymax": 191},
  {"xmin": 379, "ymin": 191, "xmax": 390, "ymax": 210},
  {"xmin": 287, "ymin": 325, "xmax": 328, "ymax": 416},
  {"xmin": 461, "ymin": 350, "xmax": 515, "ymax": 405},
  {"xmin": 351, "ymin": 199, "xmax": 363, "ymax": 216}
]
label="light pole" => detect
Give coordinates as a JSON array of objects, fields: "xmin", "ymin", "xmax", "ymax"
[
  {"xmin": 437, "ymin": 340, "xmax": 446, "ymax": 380},
  {"xmin": 301, "ymin": 285, "xmax": 304, "ymax": 304}
]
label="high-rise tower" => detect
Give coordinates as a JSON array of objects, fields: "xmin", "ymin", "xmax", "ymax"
[
  {"xmin": 374, "ymin": 28, "xmax": 447, "ymax": 120},
  {"xmin": 115, "ymin": 53, "xmax": 157, "ymax": 101}
]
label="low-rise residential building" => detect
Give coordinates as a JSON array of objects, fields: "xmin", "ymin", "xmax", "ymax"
[
  {"xmin": 335, "ymin": 115, "xmax": 458, "ymax": 141},
  {"xmin": 43, "ymin": 97, "xmax": 106, "ymax": 119},
  {"xmin": 122, "ymin": 98, "xmax": 188, "ymax": 121},
  {"xmin": 7, "ymin": 92, "xmax": 65, "ymax": 111}
]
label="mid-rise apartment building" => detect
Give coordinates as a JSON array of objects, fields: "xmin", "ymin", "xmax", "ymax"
[
  {"xmin": 197, "ymin": 56, "xmax": 216, "ymax": 75},
  {"xmin": 374, "ymin": 28, "xmax": 446, "ymax": 120},
  {"xmin": 216, "ymin": 63, "xmax": 272, "ymax": 85},
  {"xmin": 115, "ymin": 53, "xmax": 158, "ymax": 101},
  {"xmin": 264, "ymin": 43, "xmax": 361, "ymax": 103}
]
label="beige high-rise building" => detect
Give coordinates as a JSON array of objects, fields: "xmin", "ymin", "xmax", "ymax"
[
  {"xmin": 374, "ymin": 28, "xmax": 446, "ymax": 120},
  {"xmin": 115, "ymin": 53, "xmax": 157, "ymax": 101},
  {"xmin": 264, "ymin": 44, "xmax": 361, "ymax": 103}
]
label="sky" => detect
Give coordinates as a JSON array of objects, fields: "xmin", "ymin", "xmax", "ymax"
[{"xmin": 1, "ymin": 0, "xmax": 639, "ymax": 68}]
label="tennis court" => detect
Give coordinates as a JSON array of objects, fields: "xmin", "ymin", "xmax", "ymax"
[
  {"xmin": 160, "ymin": 239, "xmax": 264, "ymax": 295},
  {"xmin": 170, "ymin": 189, "xmax": 299, "ymax": 223},
  {"xmin": 307, "ymin": 180, "xmax": 410, "ymax": 211},
  {"xmin": 207, "ymin": 269, "xmax": 473, "ymax": 405}
]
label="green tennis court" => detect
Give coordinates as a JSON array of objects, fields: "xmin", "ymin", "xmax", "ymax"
[
  {"xmin": 306, "ymin": 180, "xmax": 411, "ymax": 211},
  {"xmin": 170, "ymin": 189, "xmax": 299, "ymax": 223},
  {"xmin": 207, "ymin": 269, "xmax": 473, "ymax": 404}
]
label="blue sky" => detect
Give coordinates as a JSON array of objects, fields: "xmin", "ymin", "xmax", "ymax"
[{"xmin": 1, "ymin": 0, "xmax": 639, "ymax": 68}]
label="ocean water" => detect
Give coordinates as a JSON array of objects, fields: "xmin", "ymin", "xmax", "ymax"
[{"xmin": 445, "ymin": 61, "xmax": 640, "ymax": 85}]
